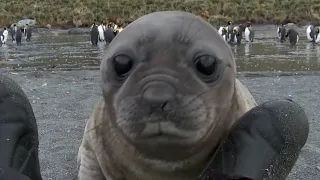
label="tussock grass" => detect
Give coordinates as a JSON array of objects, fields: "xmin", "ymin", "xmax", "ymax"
[{"xmin": 1, "ymin": 0, "xmax": 319, "ymax": 28}]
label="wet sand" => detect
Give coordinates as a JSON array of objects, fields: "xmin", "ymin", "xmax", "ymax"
[{"xmin": 5, "ymin": 70, "xmax": 319, "ymax": 180}]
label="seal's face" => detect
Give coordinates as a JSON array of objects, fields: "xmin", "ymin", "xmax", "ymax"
[{"xmin": 101, "ymin": 11, "xmax": 236, "ymax": 160}]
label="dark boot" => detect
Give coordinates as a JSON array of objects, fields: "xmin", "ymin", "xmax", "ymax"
[
  {"xmin": 0, "ymin": 74, "xmax": 42, "ymax": 180},
  {"xmin": 198, "ymin": 99, "xmax": 309, "ymax": 180}
]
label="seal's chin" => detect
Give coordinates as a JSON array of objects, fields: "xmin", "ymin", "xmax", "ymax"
[
  {"xmin": 128, "ymin": 121, "xmax": 203, "ymax": 149},
  {"xmin": 123, "ymin": 121, "xmax": 210, "ymax": 160}
]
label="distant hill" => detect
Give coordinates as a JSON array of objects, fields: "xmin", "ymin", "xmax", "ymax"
[{"xmin": 0, "ymin": 0, "xmax": 319, "ymax": 28}]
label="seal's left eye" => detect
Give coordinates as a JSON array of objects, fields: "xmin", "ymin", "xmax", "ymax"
[
  {"xmin": 113, "ymin": 55, "xmax": 133, "ymax": 78},
  {"xmin": 194, "ymin": 55, "xmax": 217, "ymax": 76}
]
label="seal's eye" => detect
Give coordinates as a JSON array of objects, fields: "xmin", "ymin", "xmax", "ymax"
[
  {"xmin": 113, "ymin": 55, "xmax": 133, "ymax": 78},
  {"xmin": 194, "ymin": 55, "xmax": 217, "ymax": 76}
]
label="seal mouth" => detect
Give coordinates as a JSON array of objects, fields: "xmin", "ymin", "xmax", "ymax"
[{"xmin": 139, "ymin": 121, "xmax": 188, "ymax": 139}]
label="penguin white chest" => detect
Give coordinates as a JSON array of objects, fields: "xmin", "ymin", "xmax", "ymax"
[
  {"xmin": 218, "ymin": 27, "xmax": 223, "ymax": 36},
  {"xmin": 245, "ymin": 28, "xmax": 250, "ymax": 42},
  {"xmin": 306, "ymin": 26, "xmax": 313, "ymax": 41}
]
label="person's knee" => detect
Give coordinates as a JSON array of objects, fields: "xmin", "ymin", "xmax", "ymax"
[{"xmin": 259, "ymin": 99, "xmax": 309, "ymax": 149}]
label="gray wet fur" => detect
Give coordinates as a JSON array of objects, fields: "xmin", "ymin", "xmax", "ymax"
[
  {"xmin": 25, "ymin": 27, "xmax": 32, "ymax": 41},
  {"xmin": 77, "ymin": 11, "xmax": 257, "ymax": 180},
  {"xmin": 15, "ymin": 28, "xmax": 22, "ymax": 46},
  {"xmin": 90, "ymin": 25, "xmax": 99, "ymax": 46},
  {"xmin": 286, "ymin": 28, "xmax": 299, "ymax": 46},
  {"xmin": 278, "ymin": 26, "xmax": 286, "ymax": 43}
]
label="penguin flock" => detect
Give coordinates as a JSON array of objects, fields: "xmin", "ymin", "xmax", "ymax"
[
  {"xmin": 217, "ymin": 21, "xmax": 320, "ymax": 46},
  {"xmin": 218, "ymin": 21, "xmax": 251, "ymax": 44},
  {"xmin": 1, "ymin": 20, "xmax": 319, "ymax": 48},
  {"xmin": 89, "ymin": 22, "xmax": 123, "ymax": 46},
  {"xmin": 0, "ymin": 23, "xmax": 33, "ymax": 46}
]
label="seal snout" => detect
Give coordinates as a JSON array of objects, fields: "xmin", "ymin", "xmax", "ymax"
[{"xmin": 142, "ymin": 82, "xmax": 177, "ymax": 113}]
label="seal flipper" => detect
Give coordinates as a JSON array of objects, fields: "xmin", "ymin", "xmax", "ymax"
[{"xmin": 198, "ymin": 99, "xmax": 309, "ymax": 180}]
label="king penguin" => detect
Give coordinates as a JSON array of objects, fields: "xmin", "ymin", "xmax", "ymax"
[
  {"xmin": 306, "ymin": 25, "xmax": 316, "ymax": 43},
  {"xmin": 286, "ymin": 28, "xmax": 299, "ymax": 46},
  {"xmin": 244, "ymin": 23, "xmax": 254, "ymax": 42},
  {"xmin": 315, "ymin": 27, "xmax": 320, "ymax": 43},
  {"xmin": 233, "ymin": 26, "xmax": 242, "ymax": 44},
  {"xmin": 24, "ymin": 24, "xmax": 32, "ymax": 42},
  {"xmin": 226, "ymin": 21, "xmax": 234, "ymax": 43},
  {"xmin": 277, "ymin": 24, "xmax": 286, "ymax": 43},
  {"xmin": 90, "ymin": 23, "xmax": 99, "ymax": 46},
  {"xmin": 15, "ymin": 28, "xmax": 22, "ymax": 46},
  {"xmin": 218, "ymin": 26, "xmax": 228, "ymax": 41}
]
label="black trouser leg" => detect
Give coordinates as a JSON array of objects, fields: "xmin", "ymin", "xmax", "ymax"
[
  {"xmin": 199, "ymin": 99, "xmax": 309, "ymax": 180},
  {"xmin": 0, "ymin": 74, "xmax": 42, "ymax": 180}
]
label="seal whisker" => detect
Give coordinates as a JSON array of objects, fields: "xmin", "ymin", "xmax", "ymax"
[
  {"xmin": 186, "ymin": 26, "xmax": 203, "ymax": 44},
  {"xmin": 180, "ymin": 17, "xmax": 196, "ymax": 44},
  {"xmin": 178, "ymin": 90, "xmax": 210, "ymax": 109}
]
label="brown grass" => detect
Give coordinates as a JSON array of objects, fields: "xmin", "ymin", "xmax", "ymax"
[{"xmin": 0, "ymin": 0, "xmax": 319, "ymax": 28}]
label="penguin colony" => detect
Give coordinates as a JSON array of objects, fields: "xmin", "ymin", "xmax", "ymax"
[
  {"xmin": 217, "ymin": 21, "xmax": 320, "ymax": 46},
  {"xmin": 89, "ymin": 21, "xmax": 122, "ymax": 46},
  {"xmin": 0, "ymin": 24, "xmax": 33, "ymax": 46},
  {"xmin": 1, "ymin": 21, "xmax": 319, "ymax": 47}
]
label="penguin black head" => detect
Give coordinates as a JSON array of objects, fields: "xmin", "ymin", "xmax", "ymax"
[
  {"xmin": 227, "ymin": 21, "xmax": 232, "ymax": 25},
  {"xmin": 4, "ymin": 27, "xmax": 6, "ymax": 30},
  {"xmin": 239, "ymin": 24, "xmax": 246, "ymax": 31}
]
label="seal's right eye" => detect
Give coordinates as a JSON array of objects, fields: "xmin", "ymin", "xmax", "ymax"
[
  {"xmin": 194, "ymin": 55, "xmax": 217, "ymax": 76},
  {"xmin": 113, "ymin": 55, "xmax": 133, "ymax": 79}
]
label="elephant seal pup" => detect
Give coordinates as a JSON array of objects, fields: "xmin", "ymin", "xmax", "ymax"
[{"xmin": 77, "ymin": 11, "xmax": 257, "ymax": 180}]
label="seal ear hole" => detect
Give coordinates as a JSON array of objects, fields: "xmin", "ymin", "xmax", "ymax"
[
  {"xmin": 113, "ymin": 55, "xmax": 134, "ymax": 80},
  {"xmin": 194, "ymin": 55, "xmax": 218, "ymax": 78}
]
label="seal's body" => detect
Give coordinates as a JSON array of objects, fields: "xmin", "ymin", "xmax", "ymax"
[{"xmin": 77, "ymin": 11, "xmax": 257, "ymax": 180}]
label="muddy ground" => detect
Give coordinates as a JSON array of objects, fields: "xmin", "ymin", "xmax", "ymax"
[{"xmin": 4, "ymin": 70, "xmax": 319, "ymax": 180}]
